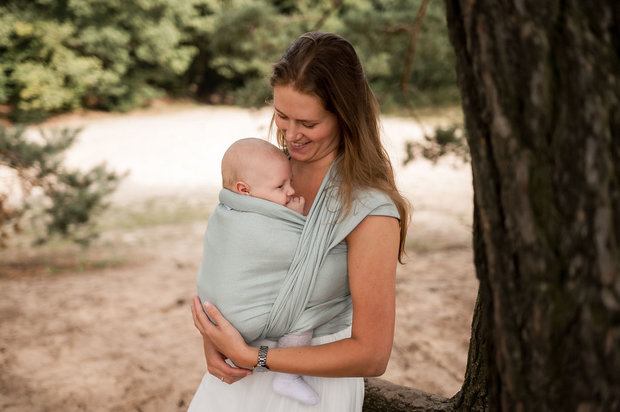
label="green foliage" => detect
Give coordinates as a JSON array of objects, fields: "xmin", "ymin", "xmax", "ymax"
[
  {"xmin": 187, "ymin": 0, "xmax": 331, "ymax": 106},
  {"xmin": 338, "ymin": 0, "xmax": 457, "ymax": 109},
  {"xmin": 403, "ymin": 124, "xmax": 470, "ymax": 165},
  {"xmin": 195, "ymin": 0, "xmax": 290, "ymax": 106},
  {"xmin": 0, "ymin": 125, "xmax": 125, "ymax": 247},
  {"xmin": 0, "ymin": 0, "xmax": 459, "ymax": 120},
  {"xmin": 0, "ymin": 0, "xmax": 205, "ymax": 120}
]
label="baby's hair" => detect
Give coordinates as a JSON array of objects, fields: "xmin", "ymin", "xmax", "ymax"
[{"xmin": 221, "ymin": 138, "xmax": 285, "ymax": 190}]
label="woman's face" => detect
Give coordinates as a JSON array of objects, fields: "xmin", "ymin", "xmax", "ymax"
[{"xmin": 273, "ymin": 85, "xmax": 340, "ymax": 165}]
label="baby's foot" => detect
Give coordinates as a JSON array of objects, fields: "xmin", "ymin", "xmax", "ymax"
[{"xmin": 272, "ymin": 373, "xmax": 319, "ymax": 405}]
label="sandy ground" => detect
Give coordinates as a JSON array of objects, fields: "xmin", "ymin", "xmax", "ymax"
[{"xmin": 0, "ymin": 104, "xmax": 478, "ymax": 411}]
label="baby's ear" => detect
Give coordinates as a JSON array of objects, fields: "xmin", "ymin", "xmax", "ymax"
[{"xmin": 236, "ymin": 181, "xmax": 251, "ymax": 195}]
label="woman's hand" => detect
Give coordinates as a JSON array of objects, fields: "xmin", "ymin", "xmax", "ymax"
[
  {"xmin": 191, "ymin": 296, "xmax": 254, "ymax": 383},
  {"xmin": 200, "ymin": 336, "xmax": 251, "ymax": 384}
]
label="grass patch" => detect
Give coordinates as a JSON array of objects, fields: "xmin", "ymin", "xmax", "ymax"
[
  {"xmin": 0, "ymin": 242, "xmax": 129, "ymax": 279},
  {"xmin": 1, "ymin": 195, "xmax": 212, "ymax": 278},
  {"xmin": 98, "ymin": 196, "xmax": 212, "ymax": 230}
]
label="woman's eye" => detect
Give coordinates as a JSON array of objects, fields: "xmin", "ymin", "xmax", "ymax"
[{"xmin": 303, "ymin": 123, "xmax": 317, "ymax": 128}]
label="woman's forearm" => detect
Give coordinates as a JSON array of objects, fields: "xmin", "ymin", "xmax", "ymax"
[{"xmin": 257, "ymin": 333, "xmax": 393, "ymax": 377}]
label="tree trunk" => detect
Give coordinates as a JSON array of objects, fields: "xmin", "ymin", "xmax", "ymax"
[
  {"xmin": 445, "ymin": 0, "xmax": 620, "ymax": 410},
  {"xmin": 365, "ymin": 1, "xmax": 620, "ymax": 410},
  {"xmin": 450, "ymin": 206, "xmax": 496, "ymax": 411}
]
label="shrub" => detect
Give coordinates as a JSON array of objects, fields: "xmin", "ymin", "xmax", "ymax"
[{"xmin": 0, "ymin": 125, "xmax": 125, "ymax": 247}]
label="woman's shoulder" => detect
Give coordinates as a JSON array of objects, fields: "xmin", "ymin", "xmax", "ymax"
[{"xmin": 351, "ymin": 187, "xmax": 399, "ymax": 219}]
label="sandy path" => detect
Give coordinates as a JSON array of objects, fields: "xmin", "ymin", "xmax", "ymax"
[{"xmin": 0, "ymin": 105, "xmax": 477, "ymax": 411}]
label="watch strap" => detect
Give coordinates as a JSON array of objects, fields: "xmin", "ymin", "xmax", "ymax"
[{"xmin": 255, "ymin": 345, "xmax": 269, "ymax": 371}]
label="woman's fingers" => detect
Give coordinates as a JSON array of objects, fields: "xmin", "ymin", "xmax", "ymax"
[
  {"xmin": 214, "ymin": 366, "xmax": 253, "ymax": 384},
  {"xmin": 190, "ymin": 299, "xmax": 207, "ymax": 335},
  {"xmin": 191, "ymin": 296, "xmax": 220, "ymax": 334},
  {"xmin": 201, "ymin": 300, "xmax": 229, "ymax": 328},
  {"xmin": 193, "ymin": 297, "xmax": 247, "ymax": 358},
  {"xmin": 217, "ymin": 375, "xmax": 246, "ymax": 385},
  {"xmin": 191, "ymin": 296, "xmax": 253, "ymax": 382},
  {"xmin": 203, "ymin": 341, "xmax": 252, "ymax": 383}
]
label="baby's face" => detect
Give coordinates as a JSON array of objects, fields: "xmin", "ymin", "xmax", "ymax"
[{"xmin": 248, "ymin": 156, "xmax": 296, "ymax": 207}]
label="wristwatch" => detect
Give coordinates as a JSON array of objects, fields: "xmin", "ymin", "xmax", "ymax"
[{"xmin": 254, "ymin": 345, "xmax": 269, "ymax": 372}]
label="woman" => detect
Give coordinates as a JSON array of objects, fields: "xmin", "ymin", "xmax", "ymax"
[{"xmin": 189, "ymin": 31, "xmax": 410, "ymax": 411}]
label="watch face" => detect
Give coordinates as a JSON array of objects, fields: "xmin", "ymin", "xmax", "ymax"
[{"xmin": 253, "ymin": 366, "xmax": 269, "ymax": 372}]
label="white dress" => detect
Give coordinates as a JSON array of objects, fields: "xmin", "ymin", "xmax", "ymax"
[{"xmin": 187, "ymin": 327, "xmax": 364, "ymax": 412}]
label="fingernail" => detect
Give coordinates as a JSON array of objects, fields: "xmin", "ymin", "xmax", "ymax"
[{"xmin": 204, "ymin": 301, "xmax": 212, "ymax": 310}]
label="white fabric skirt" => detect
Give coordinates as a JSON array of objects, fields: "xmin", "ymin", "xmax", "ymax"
[{"xmin": 187, "ymin": 327, "xmax": 363, "ymax": 412}]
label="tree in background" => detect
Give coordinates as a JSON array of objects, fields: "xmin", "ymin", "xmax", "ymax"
[
  {"xmin": 364, "ymin": 1, "xmax": 620, "ymax": 410},
  {"xmin": 0, "ymin": 0, "xmax": 204, "ymax": 121},
  {"xmin": 338, "ymin": 0, "xmax": 457, "ymax": 109},
  {"xmin": 0, "ymin": 0, "xmax": 459, "ymax": 121},
  {"xmin": 185, "ymin": 0, "xmax": 302, "ymax": 107},
  {"xmin": 0, "ymin": 126, "xmax": 125, "ymax": 247}
]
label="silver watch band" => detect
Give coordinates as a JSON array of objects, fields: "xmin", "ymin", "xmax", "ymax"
[{"xmin": 254, "ymin": 345, "xmax": 269, "ymax": 371}]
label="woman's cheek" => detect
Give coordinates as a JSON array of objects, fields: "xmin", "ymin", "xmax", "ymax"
[{"xmin": 274, "ymin": 117, "xmax": 286, "ymax": 133}]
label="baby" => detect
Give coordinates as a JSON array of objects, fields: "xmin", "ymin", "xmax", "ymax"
[
  {"xmin": 201, "ymin": 137, "xmax": 319, "ymax": 405},
  {"xmin": 221, "ymin": 137, "xmax": 304, "ymax": 216}
]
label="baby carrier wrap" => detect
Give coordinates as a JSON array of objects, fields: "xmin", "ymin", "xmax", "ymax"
[{"xmin": 197, "ymin": 167, "xmax": 399, "ymax": 342}]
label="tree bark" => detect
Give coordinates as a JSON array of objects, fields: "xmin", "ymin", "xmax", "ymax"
[
  {"xmin": 363, "ymin": 378, "xmax": 450, "ymax": 412},
  {"xmin": 366, "ymin": 1, "xmax": 619, "ymax": 410},
  {"xmin": 444, "ymin": 0, "xmax": 620, "ymax": 410},
  {"xmin": 450, "ymin": 205, "xmax": 496, "ymax": 411}
]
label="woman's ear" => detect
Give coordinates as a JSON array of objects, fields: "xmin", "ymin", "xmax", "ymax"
[{"xmin": 236, "ymin": 181, "xmax": 251, "ymax": 195}]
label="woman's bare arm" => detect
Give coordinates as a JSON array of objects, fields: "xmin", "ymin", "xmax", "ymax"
[{"xmin": 193, "ymin": 214, "xmax": 400, "ymax": 378}]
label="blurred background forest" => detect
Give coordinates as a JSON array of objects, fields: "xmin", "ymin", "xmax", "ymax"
[
  {"xmin": 0, "ymin": 1, "xmax": 479, "ymax": 410},
  {"xmin": 0, "ymin": 0, "xmax": 458, "ymax": 123}
]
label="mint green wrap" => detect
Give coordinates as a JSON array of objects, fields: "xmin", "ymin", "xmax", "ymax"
[{"xmin": 196, "ymin": 168, "xmax": 399, "ymax": 343}]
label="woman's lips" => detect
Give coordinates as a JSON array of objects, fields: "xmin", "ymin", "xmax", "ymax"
[{"xmin": 289, "ymin": 141, "xmax": 309, "ymax": 149}]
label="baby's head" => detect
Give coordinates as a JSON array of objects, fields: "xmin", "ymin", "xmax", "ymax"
[{"xmin": 221, "ymin": 138, "xmax": 295, "ymax": 207}]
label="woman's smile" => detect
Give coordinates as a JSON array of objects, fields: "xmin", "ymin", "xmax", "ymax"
[{"xmin": 289, "ymin": 140, "xmax": 308, "ymax": 148}]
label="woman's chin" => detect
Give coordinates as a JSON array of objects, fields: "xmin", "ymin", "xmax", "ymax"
[{"xmin": 288, "ymin": 149, "xmax": 309, "ymax": 162}]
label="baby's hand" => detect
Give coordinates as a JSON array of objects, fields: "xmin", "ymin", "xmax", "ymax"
[{"xmin": 287, "ymin": 195, "xmax": 305, "ymax": 214}]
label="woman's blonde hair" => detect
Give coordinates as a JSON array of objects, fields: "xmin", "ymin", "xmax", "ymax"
[{"xmin": 270, "ymin": 31, "xmax": 411, "ymax": 262}]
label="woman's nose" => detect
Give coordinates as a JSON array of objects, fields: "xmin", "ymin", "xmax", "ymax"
[{"xmin": 285, "ymin": 122, "xmax": 298, "ymax": 140}]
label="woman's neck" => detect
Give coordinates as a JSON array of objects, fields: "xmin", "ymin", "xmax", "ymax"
[{"xmin": 291, "ymin": 154, "xmax": 336, "ymax": 215}]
